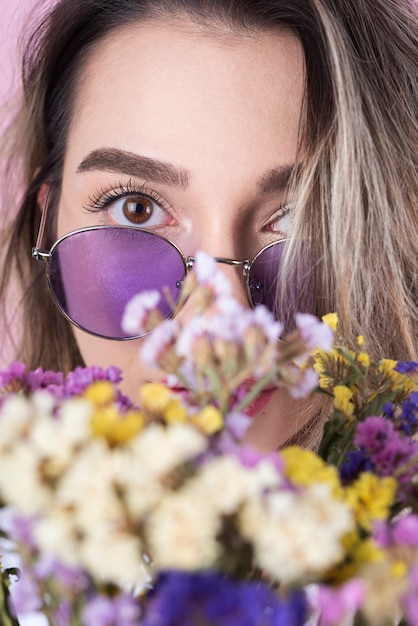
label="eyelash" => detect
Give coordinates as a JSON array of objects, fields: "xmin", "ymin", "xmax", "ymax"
[
  {"xmin": 84, "ymin": 179, "xmax": 172, "ymax": 214},
  {"xmin": 84, "ymin": 179, "xmax": 293, "ymax": 232}
]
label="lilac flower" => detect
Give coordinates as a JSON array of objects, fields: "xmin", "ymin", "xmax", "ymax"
[
  {"xmin": 140, "ymin": 319, "xmax": 179, "ymax": 369},
  {"xmin": 289, "ymin": 368, "xmax": 319, "ymax": 398},
  {"xmin": 82, "ymin": 594, "xmax": 141, "ymax": 626},
  {"xmin": 246, "ymin": 305, "xmax": 283, "ymax": 342},
  {"xmin": 193, "ymin": 251, "xmax": 232, "ymax": 298},
  {"xmin": 10, "ymin": 512, "xmax": 38, "ymax": 551},
  {"xmin": 224, "ymin": 411, "xmax": 252, "ymax": 440},
  {"xmin": 142, "ymin": 570, "xmax": 307, "ymax": 626},
  {"xmin": 9, "ymin": 567, "xmax": 42, "ymax": 616},
  {"xmin": 122, "ymin": 290, "xmax": 162, "ymax": 337},
  {"xmin": 313, "ymin": 580, "xmax": 364, "ymax": 626},
  {"xmin": 34, "ymin": 555, "xmax": 89, "ymax": 593},
  {"xmin": 295, "ymin": 313, "xmax": 334, "ymax": 352}
]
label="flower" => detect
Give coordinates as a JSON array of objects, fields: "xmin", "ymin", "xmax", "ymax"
[{"xmin": 141, "ymin": 571, "xmax": 307, "ymax": 626}]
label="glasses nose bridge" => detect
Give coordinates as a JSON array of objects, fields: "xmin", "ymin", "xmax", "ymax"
[{"xmin": 186, "ymin": 255, "xmax": 251, "ymax": 275}]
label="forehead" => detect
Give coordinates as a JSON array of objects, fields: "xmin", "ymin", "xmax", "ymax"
[{"xmin": 65, "ymin": 19, "xmax": 305, "ymax": 184}]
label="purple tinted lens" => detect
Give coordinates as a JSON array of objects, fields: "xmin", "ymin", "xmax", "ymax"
[
  {"xmin": 249, "ymin": 240, "xmax": 314, "ymax": 329},
  {"xmin": 48, "ymin": 228, "xmax": 186, "ymax": 339}
]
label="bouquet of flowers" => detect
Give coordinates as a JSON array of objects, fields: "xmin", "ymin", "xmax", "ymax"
[{"xmin": 0, "ymin": 252, "xmax": 417, "ymax": 626}]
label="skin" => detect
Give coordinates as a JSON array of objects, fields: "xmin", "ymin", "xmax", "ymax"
[{"xmin": 57, "ymin": 18, "xmax": 311, "ymax": 449}]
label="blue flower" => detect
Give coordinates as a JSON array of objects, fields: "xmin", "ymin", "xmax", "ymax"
[
  {"xmin": 142, "ymin": 571, "xmax": 307, "ymax": 626},
  {"xmin": 340, "ymin": 448, "xmax": 375, "ymax": 484}
]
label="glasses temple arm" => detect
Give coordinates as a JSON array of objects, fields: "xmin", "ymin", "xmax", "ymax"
[{"xmin": 33, "ymin": 186, "xmax": 52, "ymax": 253}]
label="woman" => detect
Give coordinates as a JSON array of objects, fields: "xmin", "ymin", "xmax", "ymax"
[{"xmin": 0, "ymin": 0, "xmax": 417, "ymax": 450}]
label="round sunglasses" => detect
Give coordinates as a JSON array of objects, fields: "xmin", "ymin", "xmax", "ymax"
[{"xmin": 33, "ymin": 224, "xmax": 289, "ymax": 340}]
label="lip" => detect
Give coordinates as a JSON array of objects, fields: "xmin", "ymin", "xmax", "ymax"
[
  {"xmin": 241, "ymin": 387, "xmax": 276, "ymax": 418},
  {"xmin": 163, "ymin": 378, "xmax": 277, "ymax": 419}
]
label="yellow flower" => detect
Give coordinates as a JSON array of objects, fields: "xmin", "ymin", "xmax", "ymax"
[
  {"xmin": 163, "ymin": 398, "xmax": 189, "ymax": 424},
  {"xmin": 357, "ymin": 335, "xmax": 365, "ymax": 347},
  {"xmin": 322, "ymin": 312, "xmax": 338, "ymax": 332},
  {"xmin": 357, "ymin": 351, "xmax": 370, "ymax": 367},
  {"xmin": 192, "ymin": 406, "xmax": 224, "ymax": 435},
  {"xmin": 90, "ymin": 406, "xmax": 145, "ymax": 445},
  {"xmin": 379, "ymin": 359, "xmax": 418, "ymax": 394},
  {"xmin": 333, "ymin": 385, "xmax": 355, "ymax": 416},
  {"xmin": 84, "ymin": 381, "xmax": 116, "ymax": 406},
  {"xmin": 281, "ymin": 447, "xmax": 342, "ymax": 497},
  {"xmin": 345, "ymin": 473, "xmax": 397, "ymax": 531},
  {"xmin": 139, "ymin": 383, "xmax": 172, "ymax": 414}
]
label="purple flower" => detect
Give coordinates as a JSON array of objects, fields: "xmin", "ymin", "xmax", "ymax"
[
  {"xmin": 354, "ymin": 416, "xmax": 418, "ymax": 481},
  {"xmin": 0, "ymin": 361, "xmax": 27, "ymax": 388},
  {"xmin": 82, "ymin": 594, "xmax": 141, "ymax": 626},
  {"xmin": 142, "ymin": 570, "xmax": 307, "ymax": 626}
]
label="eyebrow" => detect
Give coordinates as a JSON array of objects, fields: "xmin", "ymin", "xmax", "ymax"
[
  {"xmin": 77, "ymin": 147, "xmax": 297, "ymax": 194},
  {"xmin": 76, "ymin": 148, "xmax": 190, "ymax": 189},
  {"xmin": 256, "ymin": 164, "xmax": 299, "ymax": 194}
]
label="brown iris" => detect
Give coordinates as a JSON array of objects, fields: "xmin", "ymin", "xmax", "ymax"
[{"xmin": 122, "ymin": 196, "xmax": 153, "ymax": 224}]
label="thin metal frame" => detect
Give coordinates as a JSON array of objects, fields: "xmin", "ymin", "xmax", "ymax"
[{"xmin": 32, "ymin": 188, "xmax": 287, "ymax": 340}]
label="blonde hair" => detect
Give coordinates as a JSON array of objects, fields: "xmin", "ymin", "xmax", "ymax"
[{"xmin": 0, "ymin": 0, "xmax": 417, "ymax": 374}]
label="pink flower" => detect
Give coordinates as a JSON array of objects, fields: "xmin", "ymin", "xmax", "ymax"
[{"xmin": 313, "ymin": 580, "xmax": 365, "ymax": 626}]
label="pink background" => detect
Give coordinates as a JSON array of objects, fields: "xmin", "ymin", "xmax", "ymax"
[{"xmin": 0, "ymin": 0, "xmax": 43, "ymax": 112}]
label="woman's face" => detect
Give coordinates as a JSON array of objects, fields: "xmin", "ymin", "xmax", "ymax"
[{"xmin": 57, "ymin": 18, "xmax": 308, "ymax": 449}]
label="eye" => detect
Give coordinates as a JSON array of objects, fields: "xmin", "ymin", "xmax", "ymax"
[
  {"xmin": 85, "ymin": 183, "xmax": 173, "ymax": 228},
  {"xmin": 107, "ymin": 194, "xmax": 168, "ymax": 227},
  {"xmin": 266, "ymin": 202, "xmax": 294, "ymax": 234}
]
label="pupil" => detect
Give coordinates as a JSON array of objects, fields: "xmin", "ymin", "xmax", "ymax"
[{"xmin": 123, "ymin": 196, "xmax": 153, "ymax": 224}]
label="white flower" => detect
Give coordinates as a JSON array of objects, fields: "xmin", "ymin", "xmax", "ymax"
[
  {"xmin": 193, "ymin": 455, "xmax": 282, "ymax": 516},
  {"xmin": 131, "ymin": 423, "xmax": 207, "ymax": 478},
  {"xmin": 0, "ymin": 395, "xmax": 33, "ymax": 449},
  {"xmin": 240, "ymin": 482, "xmax": 353, "ymax": 582},
  {"xmin": 81, "ymin": 527, "xmax": 150, "ymax": 587},
  {"xmin": 146, "ymin": 489, "xmax": 220, "ymax": 569},
  {"xmin": 0, "ymin": 447, "xmax": 51, "ymax": 515},
  {"xmin": 34, "ymin": 510, "xmax": 81, "ymax": 567}
]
